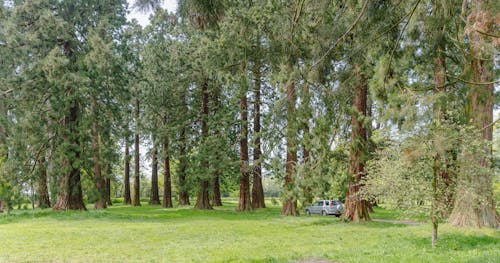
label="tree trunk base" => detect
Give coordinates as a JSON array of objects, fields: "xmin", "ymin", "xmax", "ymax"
[
  {"xmin": 194, "ymin": 181, "xmax": 212, "ymax": 210},
  {"xmin": 53, "ymin": 194, "xmax": 86, "ymax": 211},
  {"xmin": 162, "ymin": 198, "xmax": 173, "ymax": 208},
  {"xmin": 281, "ymin": 200, "xmax": 298, "ymax": 216},
  {"xmin": 343, "ymin": 184, "xmax": 370, "ymax": 222},
  {"xmin": 448, "ymin": 191, "xmax": 499, "ymax": 228},
  {"xmin": 94, "ymin": 200, "xmax": 107, "ymax": 210},
  {"xmin": 178, "ymin": 193, "xmax": 190, "ymax": 206}
]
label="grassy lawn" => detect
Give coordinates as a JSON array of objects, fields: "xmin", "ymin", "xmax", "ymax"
[{"xmin": 0, "ymin": 201, "xmax": 498, "ymax": 263}]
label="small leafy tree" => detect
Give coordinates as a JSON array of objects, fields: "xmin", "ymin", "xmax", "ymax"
[{"xmin": 365, "ymin": 121, "xmax": 488, "ymax": 247}]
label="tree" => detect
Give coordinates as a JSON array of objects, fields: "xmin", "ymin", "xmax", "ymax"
[
  {"xmin": 124, "ymin": 139, "xmax": 132, "ymax": 205},
  {"xmin": 149, "ymin": 142, "xmax": 160, "ymax": 205},
  {"xmin": 251, "ymin": 55, "xmax": 265, "ymax": 209},
  {"xmin": 237, "ymin": 65, "xmax": 251, "ymax": 211},
  {"xmin": 343, "ymin": 67, "xmax": 371, "ymax": 222},
  {"xmin": 132, "ymin": 97, "xmax": 141, "ymax": 206},
  {"xmin": 448, "ymin": 0, "xmax": 499, "ymax": 228}
]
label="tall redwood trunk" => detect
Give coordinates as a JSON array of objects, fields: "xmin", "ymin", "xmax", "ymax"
[
  {"xmin": 449, "ymin": 0, "xmax": 499, "ymax": 228},
  {"xmin": 53, "ymin": 103, "xmax": 86, "ymax": 210},
  {"xmin": 195, "ymin": 81, "xmax": 212, "ymax": 209},
  {"xmin": 0, "ymin": 99, "xmax": 5, "ymax": 213},
  {"xmin": 212, "ymin": 171, "xmax": 222, "ymax": 206},
  {"xmin": 149, "ymin": 143, "xmax": 160, "ymax": 205},
  {"xmin": 105, "ymin": 176, "xmax": 112, "ymax": 206},
  {"xmin": 343, "ymin": 69, "xmax": 370, "ymax": 222},
  {"xmin": 132, "ymin": 98, "xmax": 141, "ymax": 206},
  {"xmin": 38, "ymin": 156, "xmax": 51, "ymax": 209},
  {"xmin": 237, "ymin": 93, "xmax": 251, "ymax": 211},
  {"xmin": 162, "ymin": 129, "xmax": 173, "ymax": 208},
  {"xmin": 211, "ymin": 89, "xmax": 222, "ymax": 207},
  {"xmin": 91, "ymin": 120, "xmax": 107, "ymax": 210},
  {"xmin": 251, "ymin": 59, "xmax": 265, "ymax": 209},
  {"xmin": 281, "ymin": 79, "xmax": 298, "ymax": 216},
  {"xmin": 123, "ymin": 139, "xmax": 132, "ymax": 205},
  {"xmin": 302, "ymin": 84, "xmax": 312, "ymax": 206},
  {"xmin": 178, "ymin": 127, "xmax": 190, "ymax": 205}
]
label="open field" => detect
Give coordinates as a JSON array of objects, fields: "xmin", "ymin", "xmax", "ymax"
[{"xmin": 0, "ymin": 201, "xmax": 498, "ymax": 263}]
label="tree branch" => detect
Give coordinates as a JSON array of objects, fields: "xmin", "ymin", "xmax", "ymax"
[{"xmin": 311, "ymin": 0, "xmax": 370, "ymax": 68}]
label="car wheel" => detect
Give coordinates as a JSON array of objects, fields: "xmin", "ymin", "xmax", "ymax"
[
  {"xmin": 305, "ymin": 210, "xmax": 311, "ymax": 215},
  {"xmin": 322, "ymin": 210, "xmax": 327, "ymax": 216}
]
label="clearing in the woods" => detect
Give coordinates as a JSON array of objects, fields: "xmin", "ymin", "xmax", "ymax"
[{"xmin": 0, "ymin": 200, "xmax": 498, "ymax": 262}]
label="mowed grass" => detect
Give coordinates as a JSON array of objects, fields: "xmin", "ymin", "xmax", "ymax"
[{"xmin": 0, "ymin": 200, "xmax": 498, "ymax": 263}]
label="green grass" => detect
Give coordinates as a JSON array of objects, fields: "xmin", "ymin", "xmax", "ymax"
[
  {"xmin": 369, "ymin": 206, "xmax": 428, "ymax": 222},
  {"xmin": 0, "ymin": 201, "xmax": 498, "ymax": 263}
]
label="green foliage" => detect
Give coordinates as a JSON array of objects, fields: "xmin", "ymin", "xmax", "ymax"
[{"xmin": 365, "ymin": 121, "xmax": 489, "ymax": 218}]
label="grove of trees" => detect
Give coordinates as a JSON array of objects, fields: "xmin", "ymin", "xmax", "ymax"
[{"xmin": 0, "ymin": 0, "xmax": 498, "ymax": 246}]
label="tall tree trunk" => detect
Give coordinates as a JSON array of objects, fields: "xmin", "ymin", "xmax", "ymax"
[
  {"xmin": 178, "ymin": 126, "xmax": 190, "ymax": 205},
  {"xmin": 91, "ymin": 121, "xmax": 107, "ymax": 210},
  {"xmin": 211, "ymin": 89, "xmax": 222, "ymax": 207},
  {"xmin": 149, "ymin": 143, "xmax": 160, "ymax": 205},
  {"xmin": 162, "ymin": 126, "xmax": 173, "ymax": 208},
  {"xmin": 281, "ymin": 79, "xmax": 298, "ymax": 216},
  {"xmin": 123, "ymin": 139, "xmax": 132, "ymax": 205},
  {"xmin": 53, "ymin": 103, "xmax": 86, "ymax": 210},
  {"xmin": 449, "ymin": 0, "xmax": 499, "ymax": 228},
  {"xmin": 195, "ymin": 81, "xmax": 212, "ymax": 210},
  {"xmin": 237, "ymin": 93, "xmax": 251, "ymax": 211},
  {"xmin": 38, "ymin": 156, "xmax": 51, "ymax": 209},
  {"xmin": 105, "ymin": 176, "xmax": 112, "ymax": 206},
  {"xmin": 0, "ymin": 95, "xmax": 5, "ymax": 212},
  {"xmin": 343, "ymin": 68, "xmax": 370, "ymax": 222},
  {"xmin": 212, "ymin": 171, "xmax": 222, "ymax": 206},
  {"xmin": 132, "ymin": 98, "xmax": 141, "ymax": 206},
  {"xmin": 302, "ymin": 84, "xmax": 313, "ymax": 206},
  {"xmin": 251, "ymin": 58, "xmax": 265, "ymax": 209}
]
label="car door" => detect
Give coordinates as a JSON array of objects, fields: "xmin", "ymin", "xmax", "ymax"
[{"xmin": 314, "ymin": 201, "xmax": 323, "ymax": 214}]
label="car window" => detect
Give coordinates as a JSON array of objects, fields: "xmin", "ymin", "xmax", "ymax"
[
  {"xmin": 316, "ymin": 201, "xmax": 323, "ymax": 206},
  {"xmin": 325, "ymin": 201, "xmax": 330, "ymax": 206}
]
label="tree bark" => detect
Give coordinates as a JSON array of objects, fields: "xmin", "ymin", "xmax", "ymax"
[
  {"xmin": 211, "ymin": 89, "xmax": 222, "ymax": 207},
  {"xmin": 281, "ymin": 79, "xmax": 298, "ymax": 216},
  {"xmin": 302, "ymin": 84, "xmax": 313, "ymax": 206},
  {"xmin": 38, "ymin": 156, "xmax": 51, "ymax": 209},
  {"xmin": 449, "ymin": 0, "xmax": 499, "ymax": 228},
  {"xmin": 343, "ymin": 68, "xmax": 370, "ymax": 222},
  {"xmin": 237, "ymin": 93, "xmax": 251, "ymax": 211},
  {"xmin": 0, "ymin": 96, "xmax": 5, "ymax": 213},
  {"xmin": 178, "ymin": 127, "xmax": 190, "ymax": 205},
  {"xmin": 149, "ymin": 143, "xmax": 160, "ymax": 205},
  {"xmin": 123, "ymin": 139, "xmax": 132, "ymax": 205},
  {"xmin": 53, "ymin": 103, "xmax": 86, "ymax": 210},
  {"xmin": 195, "ymin": 80, "xmax": 212, "ymax": 210},
  {"xmin": 162, "ymin": 133, "xmax": 173, "ymax": 208},
  {"xmin": 132, "ymin": 98, "xmax": 141, "ymax": 206},
  {"xmin": 91, "ymin": 121, "xmax": 107, "ymax": 210},
  {"xmin": 212, "ymin": 171, "xmax": 222, "ymax": 206},
  {"xmin": 251, "ymin": 58, "xmax": 265, "ymax": 209},
  {"xmin": 105, "ymin": 176, "xmax": 112, "ymax": 206}
]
